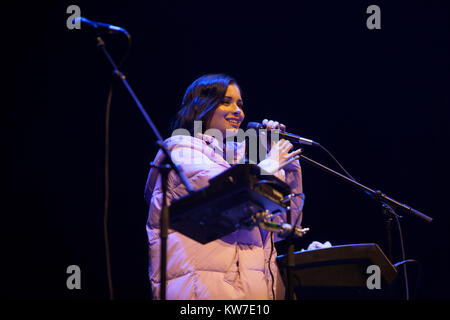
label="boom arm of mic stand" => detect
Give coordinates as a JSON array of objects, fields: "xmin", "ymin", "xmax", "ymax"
[
  {"xmin": 299, "ymin": 154, "xmax": 433, "ymax": 223},
  {"xmin": 93, "ymin": 34, "xmax": 194, "ymax": 301},
  {"xmin": 95, "ymin": 36, "xmax": 194, "ymax": 193}
]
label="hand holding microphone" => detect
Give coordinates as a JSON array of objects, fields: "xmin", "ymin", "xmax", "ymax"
[
  {"xmin": 262, "ymin": 119, "xmax": 302, "ymax": 169},
  {"xmin": 247, "ymin": 120, "xmax": 319, "ymax": 146},
  {"xmin": 262, "ymin": 119, "xmax": 286, "ymax": 131},
  {"xmin": 253, "ymin": 119, "xmax": 302, "ymax": 174}
]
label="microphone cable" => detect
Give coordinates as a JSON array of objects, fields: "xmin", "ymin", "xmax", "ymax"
[
  {"xmin": 315, "ymin": 142, "xmax": 356, "ymax": 181},
  {"xmin": 104, "ymin": 82, "xmax": 114, "ymax": 300},
  {"xmin": 313, "ymin": 139, "xmax": 412, "ymax": 300},
  {"xmin": 103, "ymin": 32, "xmax": 132, "ymax": 300}
]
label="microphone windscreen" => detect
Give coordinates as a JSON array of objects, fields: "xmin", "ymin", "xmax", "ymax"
[{"xmin": 246, "ymin": 122, "xmax": 265, "ymax": 130}]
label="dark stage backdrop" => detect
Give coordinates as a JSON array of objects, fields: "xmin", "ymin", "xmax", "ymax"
[{"xmin": 7, "ymin": 0, "xmax": 450, "ymax": 300}]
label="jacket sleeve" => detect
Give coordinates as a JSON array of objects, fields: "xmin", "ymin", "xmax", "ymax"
[
  {"xmin": 272, "ymin": 159, "xmax": 304, "ymax": 242},
  {"xmin": 147, "ymin": 146, "xmax": 228, "ymax": 229}
]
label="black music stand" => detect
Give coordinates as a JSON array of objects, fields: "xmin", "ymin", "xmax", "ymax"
[
  {"xmin": 169, "ymin": 164, "xmax": 291, "ymax": 244},
  {"xmin": 277, "ymin": 243, "xmax": 398, "ymax": 299}
]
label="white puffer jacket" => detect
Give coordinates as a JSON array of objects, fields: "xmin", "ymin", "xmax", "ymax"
[{"xmin": 144, "ymin": 134, "xmax": 303, "ymax": 299}]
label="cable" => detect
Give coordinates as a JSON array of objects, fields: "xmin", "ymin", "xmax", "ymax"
[
  {"xmin": 102, "ymin": 33, "xmax": 132, "ymax": 301},
  {"xmin": 104, "ymin": 82, "xmax": 114, "ymax": 300},
  {"xmin": 316, "ymin": 142, "xmax": 411, "ymax": 300},
  {"xmin": 317, "ymin": 143, "xmax": 356, "ymax": 181},
  {"xmin": 394, "ymin": 214, "xmax": 410, "ymax": 300},
  {"xmin": 117, "ymin": 34, "xmax": 132, "ymax": 70},
  {"xmin": 393, "ymin": 259, "xmax": 422, "ymax": 299},
  {"xmin": 268, "ymin": 232, "xmax": 276, "ymax": 300}
]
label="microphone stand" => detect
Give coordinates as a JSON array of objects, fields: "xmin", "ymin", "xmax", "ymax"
[
  {"xmin": 251, "ymin": 209, "xmax": 309, "ymax": 300},
  {"xmin": 298, "ymin": 154, "xmax": 432, "ymax": 223},
  {"xmin": 94, "ymin": 34, "xmax": 194, "ymax": 300},
  {"xmin": 286, "ymin": 206, "xmax": 295, "ymax": 300},
  {"xmin": 298, "ymin": 154, "xmax": 432, "ymax": 299}
]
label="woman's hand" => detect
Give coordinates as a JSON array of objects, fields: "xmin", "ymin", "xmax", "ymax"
[
  {"xmin": 267, "ymin": 138, "xmax": 302, "ymax": 167},
  {"xmin": 260, "ymin": 119, "xmax": 302, "ymax": 173},
  {"xmin": 262, "ymin": 118, "xmax": 301, "ymax": 164},
  {"xmin": 262, "ymin": 119, "xmax": 286, "ymax": 131}
]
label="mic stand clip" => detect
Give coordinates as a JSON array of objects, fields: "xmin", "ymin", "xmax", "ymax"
[
  {"xmin": 252, "ymin": 209, "xmax": 310, "ymax": 300},
  {"xmin": 252, "ymin": 210, "xmax": 310, "ymax": 239}
]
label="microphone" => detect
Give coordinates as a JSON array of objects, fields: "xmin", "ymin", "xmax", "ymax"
[
  {"xmin": 246, "ymin": 122, "xmax": 319, "ymax": 146},
  {"xmin": 73, "ymin": 17, "xmax": 130, "ymax": 37}
]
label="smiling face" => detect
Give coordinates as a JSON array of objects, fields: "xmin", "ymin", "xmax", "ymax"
[{"xmin": 207, "ymin": 83, "xmax": 245, "ymax": 137}]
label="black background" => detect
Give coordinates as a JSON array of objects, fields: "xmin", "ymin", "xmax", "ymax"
[{"xmin": 6, "ymin": 0, "xmax": 450, "ymax": 300}]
